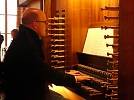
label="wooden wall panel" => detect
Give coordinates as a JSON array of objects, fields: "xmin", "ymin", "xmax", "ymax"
[
  {"xmin": 79, "ymin": 0, "xmax": 91, "ymax": 52},
  {"xmin": 66, "ymin": 8, "xmax": 73, "ymax": 68},
  {"xmin": 66, "ymin": 0, "xmax": 90, "ymax": 67},
  {"xmin": 55, "ymin": 0, "xmax": 61, "ymax": 11},
  {"xmin": 44, "ymin": 0, "xmax": 51, "ymax": 18},
  {"xmin": 80, "ymin": 9, "xmax": 89, "ymax": 52},
  {"xmin": 61, "ymin": 0, "xmax": 67, "ymax": 10},
  {"xmin": 71, "ymin": 9, "xmax": 81, "ymax": 64},
  {"xmin": 90, "ymin": 0, "xmax": 103, "ymax": 22}
]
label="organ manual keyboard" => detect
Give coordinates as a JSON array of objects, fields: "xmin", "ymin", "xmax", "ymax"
[{"xmin": 66, "ymin": 52, "xmax": 116, "ymax": 100}]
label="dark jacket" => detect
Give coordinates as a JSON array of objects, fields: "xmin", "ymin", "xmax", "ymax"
[
  {"xmin": 3, "ymin": 24, "xmax": 75, "ymax": 100},
  {"xmin": 0, "ymin": 34, "xmax": 4, "ymax": 48}
]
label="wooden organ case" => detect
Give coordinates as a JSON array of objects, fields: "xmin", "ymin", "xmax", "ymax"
[{"xmin": 43, "ymin": 0, "xmax": 134, "ymax": 100}]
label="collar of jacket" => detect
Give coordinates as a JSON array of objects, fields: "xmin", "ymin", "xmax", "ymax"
[{"xmin": 19, "ymin": 24, "xmax": 43, "ymax": 47}]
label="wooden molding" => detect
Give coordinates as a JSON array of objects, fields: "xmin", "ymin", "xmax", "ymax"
[{"xmin": 18, "ymin": 0, "xmax": 40, "ymax": 7}]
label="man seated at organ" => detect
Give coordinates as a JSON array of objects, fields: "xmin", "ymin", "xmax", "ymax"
[{"xmin": 3, "ymin": 8, "xmax": 91, "ymax": 100}]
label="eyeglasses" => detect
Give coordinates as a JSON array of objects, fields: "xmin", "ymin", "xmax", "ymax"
[{"xmin": 36, "ymin": 20, "xmax": 48, "ymax": 25}]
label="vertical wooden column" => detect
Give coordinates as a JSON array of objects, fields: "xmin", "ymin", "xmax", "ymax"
[
  {"xmin": 40, "ymin": 0, "xmax": 43, "ymax": 11},
  {"xmin": 5, "ymin": 0, "xmax": 7, "ymax": 46},
  {"xmin": 119, "ymin": 0, "xmax": 134, "ymax": 100}
]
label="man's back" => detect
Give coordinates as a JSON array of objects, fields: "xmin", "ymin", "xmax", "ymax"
[
  {"xmin": 4, "ymin": 25, "xmax": 76, "ymax": 100},
  {"xmin": 4, "ymin": 25, "xmax": 49, "ymax": 100}
]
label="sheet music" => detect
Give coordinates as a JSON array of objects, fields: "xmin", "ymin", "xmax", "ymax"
[{"xmin": 83, "ymin": 28, "xmax": 113, "ymax": 57}]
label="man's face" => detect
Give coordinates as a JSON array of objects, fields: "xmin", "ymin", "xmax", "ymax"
[
  {"xmin": 36, "ymin": 13, "xmax": 48, "ymax": 38},
  {"xmin": 37, "ymin": 21, "xmax": 48, "ymax": 37},
  {"xmin": 11, "ymin": 31, "xmax": 16, "ymax": 38}
]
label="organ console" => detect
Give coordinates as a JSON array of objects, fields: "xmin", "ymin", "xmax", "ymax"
[
  {"xmin": 65, "ymin": 52, "xmax": 115, "ymax": 100},
  {"xmin": 64, "ymin": 4, "xmax": 119, "ymax": 100},
  {"xmin": 48, "ymin": 15, "xmax": 120, "ymax": 100}
]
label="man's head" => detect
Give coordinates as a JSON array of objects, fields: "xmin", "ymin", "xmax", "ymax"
[
  {"xmin": 11, "ymin": 29, "xmax": 18, "ymax": 39},
  {"xmin": 22, "ymin": 8, "xmax": 48, "ymax": 38}
]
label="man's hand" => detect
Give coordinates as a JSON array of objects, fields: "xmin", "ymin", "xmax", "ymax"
[
  {"xmin": 75, "ymin": 75, "xmax": 91, "ymax": 83},
  {"xmin": 66, "ymin": 70, "xmax": 91, "ymax": 83},
  {"xmin": 66, "ymin": 70, "xmax": 82, "ymax": 76}
]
